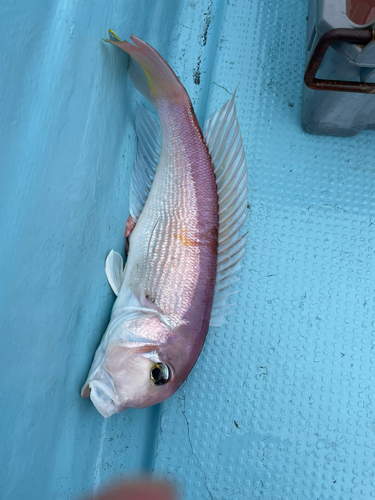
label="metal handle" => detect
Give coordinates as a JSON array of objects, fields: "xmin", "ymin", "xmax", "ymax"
[{"xmin": 304, "ymin": 28, "xmax": 375, "ymax": 93}]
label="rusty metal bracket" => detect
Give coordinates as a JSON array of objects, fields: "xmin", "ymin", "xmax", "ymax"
[{"xmin": 304, "ymin": 28, "xmax": 375, "ymax": 93}]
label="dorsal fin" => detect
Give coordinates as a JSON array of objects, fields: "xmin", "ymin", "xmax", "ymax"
[
  {"xmin": 205, "ymin": 92, "xmax": 248, "ymax": 327},
  {"xmin": 129, "ymin": 104, "xmax": 161, "ymax": 222}
]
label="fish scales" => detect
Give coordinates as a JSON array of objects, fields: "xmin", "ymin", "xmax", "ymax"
[{"xmin": 137, "ymin": 102, "xmax": 218, "ymax": 329}]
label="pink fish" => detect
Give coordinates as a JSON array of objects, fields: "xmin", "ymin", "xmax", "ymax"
[{"xmin": 81, "ymin": 31, "xmax": 247, "ymax": 417}]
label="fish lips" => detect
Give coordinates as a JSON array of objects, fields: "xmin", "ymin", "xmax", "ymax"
[
  {"xmin": 82, "ymin": 368, "xmax": 121, "ymax": 418},
  {"xmin": 89, "ymin": 380, "xmax": 118, "ymax": 418}
]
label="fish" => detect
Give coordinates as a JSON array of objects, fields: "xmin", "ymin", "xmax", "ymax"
[{"xmin": 81, "ymin": 31, "xmax": 248, "ymax": 418}]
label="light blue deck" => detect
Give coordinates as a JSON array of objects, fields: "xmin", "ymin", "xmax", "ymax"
[{"xmin": 1, "ymin": 1, "xmax": 375, "ymax": 499}]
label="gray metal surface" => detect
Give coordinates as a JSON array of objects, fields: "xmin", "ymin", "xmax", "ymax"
[{"xmin": 302, "ymin": 0, "xmax": 375, "ymax": 136}]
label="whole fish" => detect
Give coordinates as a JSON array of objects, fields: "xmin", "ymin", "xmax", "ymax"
[{"xmin": 81, "ymin": 31, "xmax": 248, "ymax": 417}]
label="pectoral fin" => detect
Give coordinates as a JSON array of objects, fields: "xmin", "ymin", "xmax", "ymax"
[{"xmin": 105, "ymin": 250, "xmax": 125, "ymax": 296}]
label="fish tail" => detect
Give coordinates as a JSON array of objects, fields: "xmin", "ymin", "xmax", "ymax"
[{"xmin": 105, "ymin": 32, "xmax": 188, "ymax": 106}]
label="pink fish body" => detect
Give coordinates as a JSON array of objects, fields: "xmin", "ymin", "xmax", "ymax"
[{"xmin": 81, "ymin": 33, "xmax": 247, "ymax": 417}]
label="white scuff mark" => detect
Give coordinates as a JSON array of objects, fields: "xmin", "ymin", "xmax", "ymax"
[
  {"xmin": 93, "ymin": 418, "xmax": 108, "ymax": 494},
  {"xmin": 69, "ymin": 23, "xmax": 75, "ymax": 40}
]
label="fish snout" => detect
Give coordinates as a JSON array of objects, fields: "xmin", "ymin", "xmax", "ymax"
[{"xmin": 86, "ymin": 368, "xmax": 119, "ymax": 418}]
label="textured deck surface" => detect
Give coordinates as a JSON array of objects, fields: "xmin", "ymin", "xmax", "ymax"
[{"xmin": 1, "ymin": 0, "xmax": 375, "ymax": 499}]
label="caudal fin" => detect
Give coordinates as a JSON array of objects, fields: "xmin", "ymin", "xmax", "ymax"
[{"xmin": 104, "ymin": 31, "xmax": 188, "ymax": 106}]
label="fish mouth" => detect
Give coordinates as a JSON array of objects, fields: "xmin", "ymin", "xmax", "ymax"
[
  {"xmin": 83, "ymin": 368, "xmax": 118, "ymax": 418},
  {"xmin": 89, "ymin": 380, "xmax": 117, "ymax": 418}
]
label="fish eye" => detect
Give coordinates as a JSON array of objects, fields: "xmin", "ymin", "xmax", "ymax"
[{"xmin": 150, "ymin": 363, "xmax": 170, "ymax": 386}]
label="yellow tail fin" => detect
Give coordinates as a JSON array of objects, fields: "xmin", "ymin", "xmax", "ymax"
[{"xmin": 104, "ymin": 32, "xmax": 189, "ymax": 106}]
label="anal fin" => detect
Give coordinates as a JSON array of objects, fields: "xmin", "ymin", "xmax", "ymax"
[{"xmin": 129, "ymin": 104, "xmax": 161, "ymax": 223}]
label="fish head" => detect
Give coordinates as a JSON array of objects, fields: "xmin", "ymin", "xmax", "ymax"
[
  {"xmin": 81, "ymin": 312, "xmax": 181, "ymax": 417},
  {"xmin": 106, "ymin": 343, "xmax": 176, "ymax": 410}
]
